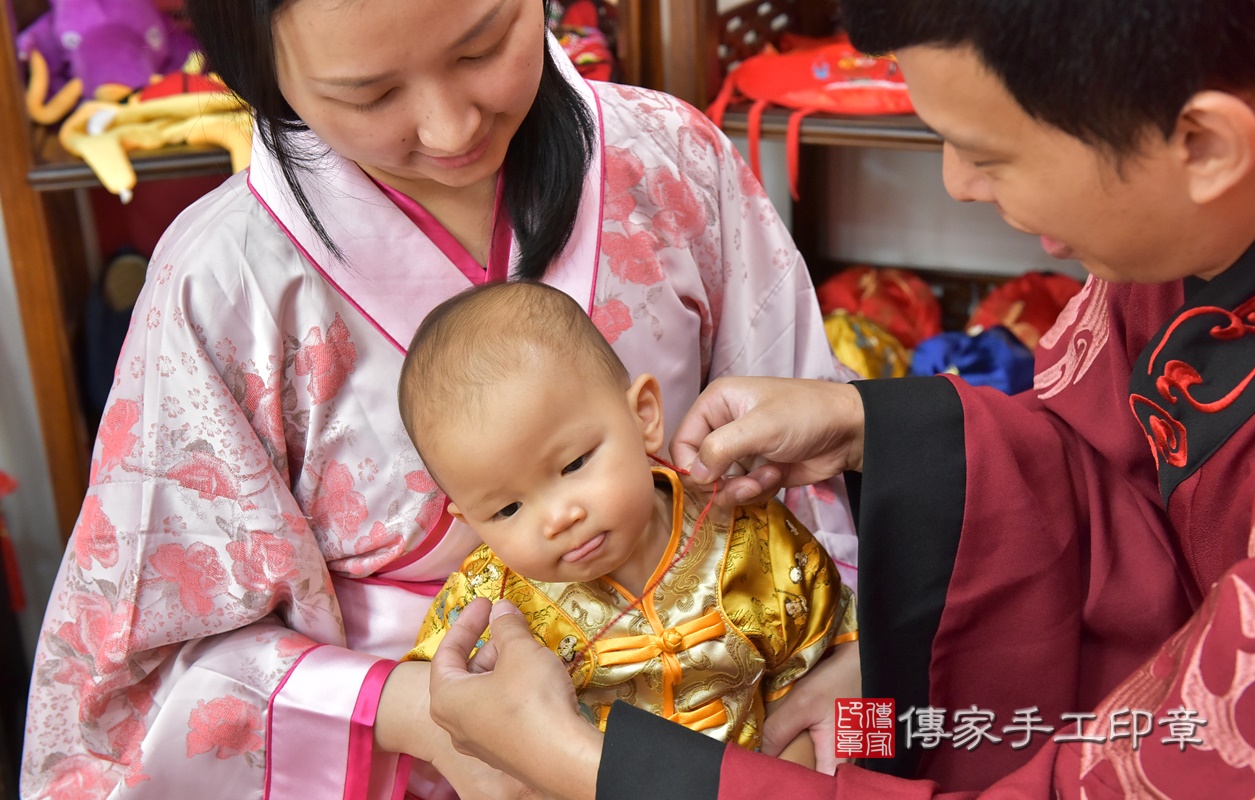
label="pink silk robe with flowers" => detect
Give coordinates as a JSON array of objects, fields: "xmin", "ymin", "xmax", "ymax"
[{"xmin": 19, "ymin": 42, "xmax": 856, "ymax": 800}]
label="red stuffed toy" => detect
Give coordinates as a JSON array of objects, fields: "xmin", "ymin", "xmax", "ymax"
[
  {"xmin": 967, "ymin": 271, "xmax": 1084, "ymax": 351},
  {"xmin": 816, "ymin": 266, "xmax": 943, "ymax": 351}
]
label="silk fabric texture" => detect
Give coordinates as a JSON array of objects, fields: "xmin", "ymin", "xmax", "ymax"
[{"xmin": 405, "ymin": 468, "xmax": 858, "ymax": 750}]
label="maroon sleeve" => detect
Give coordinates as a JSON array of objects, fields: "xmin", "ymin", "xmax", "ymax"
[
  {"xmin": 604, "ymin": 561, "xmax": 1255, "ymax": 800},
  {"xmin": 852, "ymin": 366, "xmax": 1197, "ymax": 789}
]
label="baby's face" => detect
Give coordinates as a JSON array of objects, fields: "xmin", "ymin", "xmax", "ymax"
[{"xmin": 426, "ymin": 365, "xmax": 664, "ymax": 584}]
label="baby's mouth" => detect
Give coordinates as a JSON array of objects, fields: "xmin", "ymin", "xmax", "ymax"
[{"xmin": 562, "ymin": 533, "xmax": 606, "ymax": 563}]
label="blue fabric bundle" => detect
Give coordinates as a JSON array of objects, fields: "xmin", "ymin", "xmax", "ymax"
[{"xmin": 909, "ymin": 326, "xmax": 1035, "ymax": 395}]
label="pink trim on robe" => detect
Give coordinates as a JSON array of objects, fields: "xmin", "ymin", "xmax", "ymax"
[
  {"xmin": 374, "ymin": 178, "xmax": 513, "ymax": 283},
  {"xmin": 345, "ymin": 660, "xmax": 409, "ymax": 800},
  {"xmin": 375, "ymin": 499, "xmax": 453, "ymax": 575},
  {"xmin": 246, "ymin": 172, "xmax": 408, "ymax": 355},
  {"xmin": 266, "ymin": 645, "xmax": 403, "ymax": 800}
]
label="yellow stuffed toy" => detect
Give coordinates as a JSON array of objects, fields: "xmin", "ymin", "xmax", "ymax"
[
  {"xmin": 55, "ymin": 63, "xmax": 251, "ymax": 203},
  {"xmin": 823, "ymin": 309, "xmax": 912, "ymax": 380}
]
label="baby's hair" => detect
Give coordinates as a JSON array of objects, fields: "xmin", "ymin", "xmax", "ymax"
[{"xmin": 398, "ymin": 281, "xmax": 630, "ymax": 465}]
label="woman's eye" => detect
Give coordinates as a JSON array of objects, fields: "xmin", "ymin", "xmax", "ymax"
[
  {"xmin": 461, "ymin": 34, "xmax": 506, "ymax": 63},
  {"xmin": 352, "ymin": 89, "xmax": 394, "ymax": 111},
  {"xmin": 562, "ymin": 455, "xmax": 588, "ymax": 475},
  {"xmin": 495, "ymin": 502, "xmax": 521, "ymax": 520}
]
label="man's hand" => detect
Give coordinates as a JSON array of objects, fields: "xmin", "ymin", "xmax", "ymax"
[
  {"xmin": 672, "ymin": 377, "xmax": 866, "ymax": 505},
  {"xmin": 429, "ymin": 598, "xmax": 602, "ymax": 800}
]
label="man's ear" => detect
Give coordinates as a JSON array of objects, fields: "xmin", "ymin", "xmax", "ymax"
[
  {"xmin": 626, "ymin": 373, "xmax": 665, "ymax": 454},
  {"xmin": 1175, "ymin": 91, "xmax": 1255, "ymax": 205}
]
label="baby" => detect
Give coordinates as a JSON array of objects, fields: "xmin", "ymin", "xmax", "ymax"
[{"xmin": 397, "ymin": 280, "xmax": 857, "ymax": 766}]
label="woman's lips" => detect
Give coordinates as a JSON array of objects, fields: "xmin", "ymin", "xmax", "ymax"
[
  {"xmin": 562, "ymin": 533, "xmax": 606, "ymax": 563},
  {"xmin": 420, "ymin": 132, "xmax": 492, "ymax": 170}
]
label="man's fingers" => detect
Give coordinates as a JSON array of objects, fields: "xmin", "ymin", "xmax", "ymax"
[
  {"xmin": 430, "ymin": 596, "xmax": 492, "ymax": 680},
  {"xmin": 691, "ymin": 417, "xmax": 774, "ymax": 486},
  {"xmin": 486, "ymin": 600, "xmax": 543, "ymax": 650},
  {"xmin": 672, "ymin": 382, "xmax": 743, "ymax": 483}
]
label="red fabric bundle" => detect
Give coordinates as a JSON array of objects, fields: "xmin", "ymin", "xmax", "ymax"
[
  {"xmin": 816, "ymin": 266, "xmax": 943, "ymax": 350},
  {"xmin": 706, "ymin": 33, "xmax": 914, "ymax": 199},
  {"xmin": 967, "ymin": 271, "xmax": 1085, "ymax": 351}
]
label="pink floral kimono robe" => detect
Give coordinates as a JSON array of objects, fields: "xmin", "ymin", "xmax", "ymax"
[{"xmin": 20, "ymin": 43, "xmax": 856, "ymax": 800}]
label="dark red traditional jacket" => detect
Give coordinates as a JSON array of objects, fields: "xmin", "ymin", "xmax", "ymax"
[{"xmin": 596, "ymin": 244, "xmax": 1255, "ymax": 799}]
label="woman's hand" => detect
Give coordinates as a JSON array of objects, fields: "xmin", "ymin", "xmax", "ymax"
[
  {"xmin": 429, "ymin": 598, "xmax": 602, "ymax": 800},
  {"xmin": 671, "ymin": 377, "xmax": 866, "ymax": 506},
  {"xmin": 760, "ymin": 640, "xmax": 862, "ymax": 775}
]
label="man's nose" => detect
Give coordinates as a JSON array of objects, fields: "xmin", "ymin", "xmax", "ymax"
[{"xmin": 941, "ymin": 143, "xmax": 994, "ymax": 203}]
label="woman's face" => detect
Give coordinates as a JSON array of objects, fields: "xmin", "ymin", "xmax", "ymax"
[{"xmin": 273, "ymin": 0, "xmax": 545, "ymax": 197}]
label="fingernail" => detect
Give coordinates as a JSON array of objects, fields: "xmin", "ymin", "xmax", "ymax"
[
  {"xmin": 734, "ymin": 486, "xmax": 756, "ymax": 503},
  {"xmin": 489, "ymin": 600, "xmax": 521, "ymax": 619},
  {"xmin": 687, "ymin": 458, "xmax": 713, "ymax": 483}
]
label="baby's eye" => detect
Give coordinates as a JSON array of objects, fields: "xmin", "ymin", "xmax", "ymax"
[
  {"xmin": 562, "ymin": 454, "xmax": 589, "ymax": 475},
  {"xmin": 494, "ymin": 502, "xmax": 521, "ymax": 520}
]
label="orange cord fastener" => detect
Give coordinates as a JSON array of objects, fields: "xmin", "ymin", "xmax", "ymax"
[{"xmin": 496, "ymin": 454, "xmax": 720, "ymax": 676}]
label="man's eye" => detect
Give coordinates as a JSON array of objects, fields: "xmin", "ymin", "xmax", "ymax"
[
  {"xmin": 495, "ymin": 502, "xmax": 521, "ymax": 519},
  {"xmin": 562, "ymin": 455, "xmax": 588, "ymax": 475}
]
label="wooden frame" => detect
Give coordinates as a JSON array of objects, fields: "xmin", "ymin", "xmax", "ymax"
[{"xmin": 2, "ymin": 0, "xmax": 89, "ymax": 542}]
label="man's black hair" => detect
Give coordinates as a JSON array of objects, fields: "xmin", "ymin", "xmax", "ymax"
[{"xmin": 842, "ymin": 0, "xmax": 1255, "ymax": 154}]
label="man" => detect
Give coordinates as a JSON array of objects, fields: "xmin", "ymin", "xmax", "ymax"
[{"xmin": 426, "ymin": 0, "xmax": 1255, "ymax": 797}]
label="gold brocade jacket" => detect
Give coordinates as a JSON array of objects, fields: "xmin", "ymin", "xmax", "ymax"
[{"xmin": 405, "ymin": 468, "xmax": 858, "ymax": 749}]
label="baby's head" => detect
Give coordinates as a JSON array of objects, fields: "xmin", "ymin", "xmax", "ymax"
[{"xmin": 399, "ymin": 281, "xmax": 667, "ymax": 583}]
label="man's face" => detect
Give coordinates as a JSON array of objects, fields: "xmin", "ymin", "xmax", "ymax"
[{"xmin": 897, "ymin": 45, "xmax": 1204, "ymax": 283}]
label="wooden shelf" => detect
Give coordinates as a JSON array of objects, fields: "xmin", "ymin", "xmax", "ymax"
[
  {"xmin": 28, "ymin": 125, "xmax": 234, "ymax": 192},
  {"xmin": 720, "ymin": 106, "xmax": 942, "ymax": 151}
]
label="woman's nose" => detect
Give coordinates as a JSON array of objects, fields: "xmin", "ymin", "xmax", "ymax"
[{"xmin": 415, "ymin": 87, "xmax": 483, "ymax": 156}]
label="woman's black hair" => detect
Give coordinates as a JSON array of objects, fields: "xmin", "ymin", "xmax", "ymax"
[
  {"xmin": 186, "ymin": 0, "xmax": 595, "ymax": 278},
  {"xmin": 841, "ymin": 0, "xmax": 1255, "ymax": 157}
]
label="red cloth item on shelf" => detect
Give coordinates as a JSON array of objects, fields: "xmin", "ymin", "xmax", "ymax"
[
  {"xmin": 816, "ymin": 265, "xmax": 943, "ymax": 350},
  {"xmin": 967, "ymin": 271, "xmax": 1085, "ymax": 351},
  {"xmin": 705, "ymin": 33, "xmax": 914, "ymax": 200},
  {"xmin": 550, "ymin": 0, "xmax": 616, "ymax": 82},
  {"xmin": 0, "ymin": 470, "xmax": 24, "ymax": 613}
]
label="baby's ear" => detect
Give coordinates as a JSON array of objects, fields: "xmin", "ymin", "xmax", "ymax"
[
  {"xmin": 627, "ymin": 373, "xmax": 665, "ymax": 453},
  {"xmin": 446, "ymin": 501, "xmax": 465, "ymax": 523}
]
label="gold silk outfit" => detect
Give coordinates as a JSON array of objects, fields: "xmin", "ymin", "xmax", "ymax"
[{"xmin": 405, "ymin": 468, "xmax": 858, "ymax": 749}]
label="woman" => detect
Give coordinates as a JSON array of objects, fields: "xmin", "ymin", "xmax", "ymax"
[{"xmin": 19, "ymin": 1, "xmax": 856, "ymax": 797}]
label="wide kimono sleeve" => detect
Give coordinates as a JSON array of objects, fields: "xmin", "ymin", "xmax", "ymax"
[
  {"xmin": 691, "ymin": 102, "xmax": 860, "ymax": 586},
  {"xmin": 851, "ymin": 278, "xmax": 1198, "ymax": 789},
  {"xmin": 596, "ymin": 539, "xmax": 1255, "ymax": 800},
  {"xmin": 589, "ymin": 86, "xmax": 857, "ymax": 584},
  {"xmin": 20, "ymin": 189, "xmax": 408, "ymax": 800}
]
